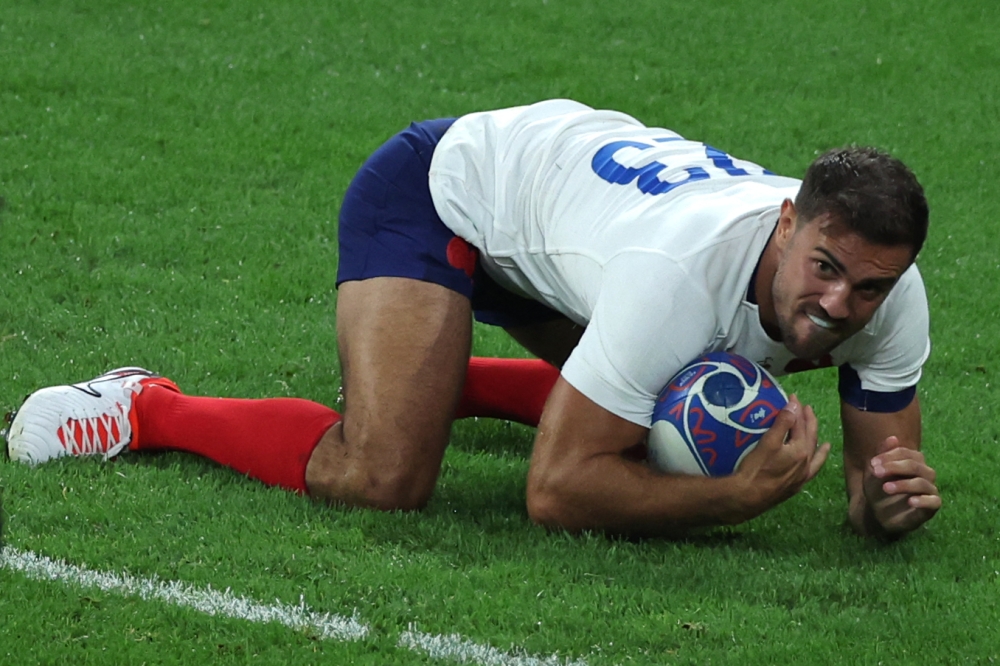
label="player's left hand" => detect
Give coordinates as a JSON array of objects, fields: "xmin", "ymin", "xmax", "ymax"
[{"xmin": 864, "ymin": 436, "xmax": 941, "ymax": 535}]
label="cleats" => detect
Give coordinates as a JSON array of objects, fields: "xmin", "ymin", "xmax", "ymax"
[{"xmin": 5, "ymin": 367, "xmax": 179, "ymax": 465}]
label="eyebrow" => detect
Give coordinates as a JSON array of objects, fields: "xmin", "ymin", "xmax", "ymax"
[
  {"xmin": 816, "ymin": 248, "xmax": 846, "ymax": 273},
  {"xmin": 815, "ymin": 248, "xmax": 899, "ymax": 291}
]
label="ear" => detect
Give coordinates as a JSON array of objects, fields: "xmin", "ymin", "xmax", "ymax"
[{"xmin": 775, "ymin": 199, "xmax": 798, "ymax": 250}]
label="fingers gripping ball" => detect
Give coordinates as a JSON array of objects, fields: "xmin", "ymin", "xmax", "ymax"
[{"xmin": 649, "ymin": 352, "xmax": 787, "ymax": 476}]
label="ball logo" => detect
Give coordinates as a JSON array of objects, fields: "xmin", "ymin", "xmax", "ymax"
[
  {"xmin": 664, "ymin": 366, "xmax": 708, "ymax": 395},
  {"xmin": 648, "ymin": 352, "xmax": 788, "ymax": 476},
  {"xmin": 739, "ymin": 399, "xmax": 781, "ymax": 427}
]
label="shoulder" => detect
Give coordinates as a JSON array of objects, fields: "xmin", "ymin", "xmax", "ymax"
[
  {"xmin": 874, "ymin": 263, "xmax": 929, "ymax": 326},
  {"xmin": 849, "ymin": 263, "xmax": 929, "ymax": 350},
  {"xmin": 895, "ymin": 263, "xmax": 927, "ymax": 300},
  {"xmin": 832, "ymin": 262, "xmax": 930, "ymax": 391}
]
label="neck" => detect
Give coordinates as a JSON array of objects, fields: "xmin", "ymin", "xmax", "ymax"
[{"xmin": 755, "ymin": 230, "xmax": 782, "ymax": 341}]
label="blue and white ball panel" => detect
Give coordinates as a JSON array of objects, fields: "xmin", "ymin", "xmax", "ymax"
[{"xmin": 648, "ymin": 352, "xmax": 787, "ymax": 476}]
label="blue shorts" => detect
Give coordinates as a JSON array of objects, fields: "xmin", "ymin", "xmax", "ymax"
[{"xmin": 336, "ymin": 118, "xmax": 562, "ymax": 328}]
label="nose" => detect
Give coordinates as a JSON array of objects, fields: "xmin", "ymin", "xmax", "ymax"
[{"xmin": 819, "ymin": 281, "xmax": 850, "ymax": 320}]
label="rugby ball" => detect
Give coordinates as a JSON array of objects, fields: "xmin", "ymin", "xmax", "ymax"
[{"xmin": 648, "ymin": 352, "xmax": 787, "ymax": 476}]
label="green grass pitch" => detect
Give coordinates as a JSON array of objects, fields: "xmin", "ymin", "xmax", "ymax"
[{"xmin": 2, "ymin": 0, "xmax": 1000, "ymax": 663}]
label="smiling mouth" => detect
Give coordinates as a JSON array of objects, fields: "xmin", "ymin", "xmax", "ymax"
[{"xmin": 807, "ymin": 313, "xmax": 835, "ymax": 330}]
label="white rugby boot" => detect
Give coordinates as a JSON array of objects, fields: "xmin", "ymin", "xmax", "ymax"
[{"xmin": 5, "ymin": 367, "xmax": 179, "ymax": 465}]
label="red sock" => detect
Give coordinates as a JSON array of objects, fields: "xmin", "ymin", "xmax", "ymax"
[
  {"xmin": 454, "ymin": 357, "xmax": 560, "ymax": 427},
  {"xmin": 129, "ymin": 358, "xmax": 552, "ymax": 491},
  {"xmin": 131, "ymin": 384, "xmax": 340, "ymax": 494}
]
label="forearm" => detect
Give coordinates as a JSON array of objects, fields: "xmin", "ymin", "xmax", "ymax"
[
  {"xmin": 847, "ymin": 484, "xmax": 896, "ymax": 539},
  {"xmin": 526, "ymin": 381, "xmax": 759, "ymax": 535},
  {"xmin": 528, "ymin": 380, "xmax": 825, "ymax": 536},
  {"xmin": 527, "ymin": 451, "xmax": 758, "ymax": 536},
  {"xmin": 841, "ymin": 398, "xmax": 935, "ymax": 538}
]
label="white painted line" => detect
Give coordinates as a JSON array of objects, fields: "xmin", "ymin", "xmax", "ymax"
[
  {"xmin": 1, "ymin": 547, "xmax": 589, "ymax": 666},
  {"xmin": 0, "ymin": 546, "xmax": 368, "ymax": 642},
  {"xmin": 399, "ymin": 628, "xmax": 588, "ymax": 666}
]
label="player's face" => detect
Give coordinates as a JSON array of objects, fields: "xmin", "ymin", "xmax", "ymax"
[{"xmin": 770, "ymin": 210, "xmax": 913, "ymax": 360}]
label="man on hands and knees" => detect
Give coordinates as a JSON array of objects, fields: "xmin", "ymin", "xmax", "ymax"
[{"xmin": 6, "ymin": 100, "xmax": 940, "ymax": 539}]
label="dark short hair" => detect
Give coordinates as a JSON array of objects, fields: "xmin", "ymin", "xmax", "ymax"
[{"xmin": 794, "ymin": 146, "xmax": 929, "ymax": 260}]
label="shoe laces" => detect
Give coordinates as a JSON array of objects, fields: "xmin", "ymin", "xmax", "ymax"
[{"xmin": 57, "ymin": 402, "xmax": 130, "ymax": 455}]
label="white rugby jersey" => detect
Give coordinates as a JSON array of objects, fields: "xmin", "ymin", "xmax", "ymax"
[{"xmin": 428, "ymin": 100, "xmax": 930, "ymax": 427}]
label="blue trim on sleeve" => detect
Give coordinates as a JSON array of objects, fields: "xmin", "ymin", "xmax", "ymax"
[{"xmin": 838, "ymin": 364, "xmax": 916, "ymax": 413}]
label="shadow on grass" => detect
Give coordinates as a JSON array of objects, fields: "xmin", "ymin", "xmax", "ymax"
[
  {"xmin": 110, "ymin": 444, "xmax": 920, "ymax": 581},
  {"xmin": 8, "ymin": 451, "xmax": 942, "ymax": 629}
]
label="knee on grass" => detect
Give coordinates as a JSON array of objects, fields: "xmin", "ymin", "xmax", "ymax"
[
  {"xmin": 312, "ymin": 464, "xmax": 437, "ymax": 512},
  {"xmin": 306, "ymin": 421, "xmax": 446, "ymax": 512}
]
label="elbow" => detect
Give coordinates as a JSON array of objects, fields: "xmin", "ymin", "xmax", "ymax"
[
  {"xmin": 526, "ymin": 485, "xmax": 569, "ymax": 531},
  {"xmin": 525, "ymin": 466, "xmax": 589, "ymax": 532}
]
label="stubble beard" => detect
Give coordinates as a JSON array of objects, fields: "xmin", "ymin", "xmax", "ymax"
[
  {"xmin": 771, "ymin": 268, "xmax": 840, "ymax": 361},
  {"xmin": 776, "ymin": 310, "xmax": 837, "ymax": 360}
]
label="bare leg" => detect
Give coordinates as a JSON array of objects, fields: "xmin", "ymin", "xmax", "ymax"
[{"xmin": 305, "ymin": 277, "xmax": 472, "ymax": 511}]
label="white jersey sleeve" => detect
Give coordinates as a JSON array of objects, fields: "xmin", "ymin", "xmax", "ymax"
[
  {"xmin": 560, "ymin": 251, "xmax": 720, "ymax": 426},
  {"xmin": 832, "ymin": 263, "xmax": 930, "ymax": 392}
]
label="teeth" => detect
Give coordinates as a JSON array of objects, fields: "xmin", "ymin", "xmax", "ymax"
[{"xmin": 807, "ymin": 314, "xmax": 834, "ymax": 330}]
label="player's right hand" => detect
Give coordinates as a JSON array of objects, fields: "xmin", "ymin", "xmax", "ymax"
[{"xmin": 735, "ymin": 394, "xmax": 831, "ymax": 518}]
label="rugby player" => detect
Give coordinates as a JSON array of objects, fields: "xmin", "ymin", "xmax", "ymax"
[{"xmin": 7, "ymin": 99, "xmax": 941, "ymax": 538}]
